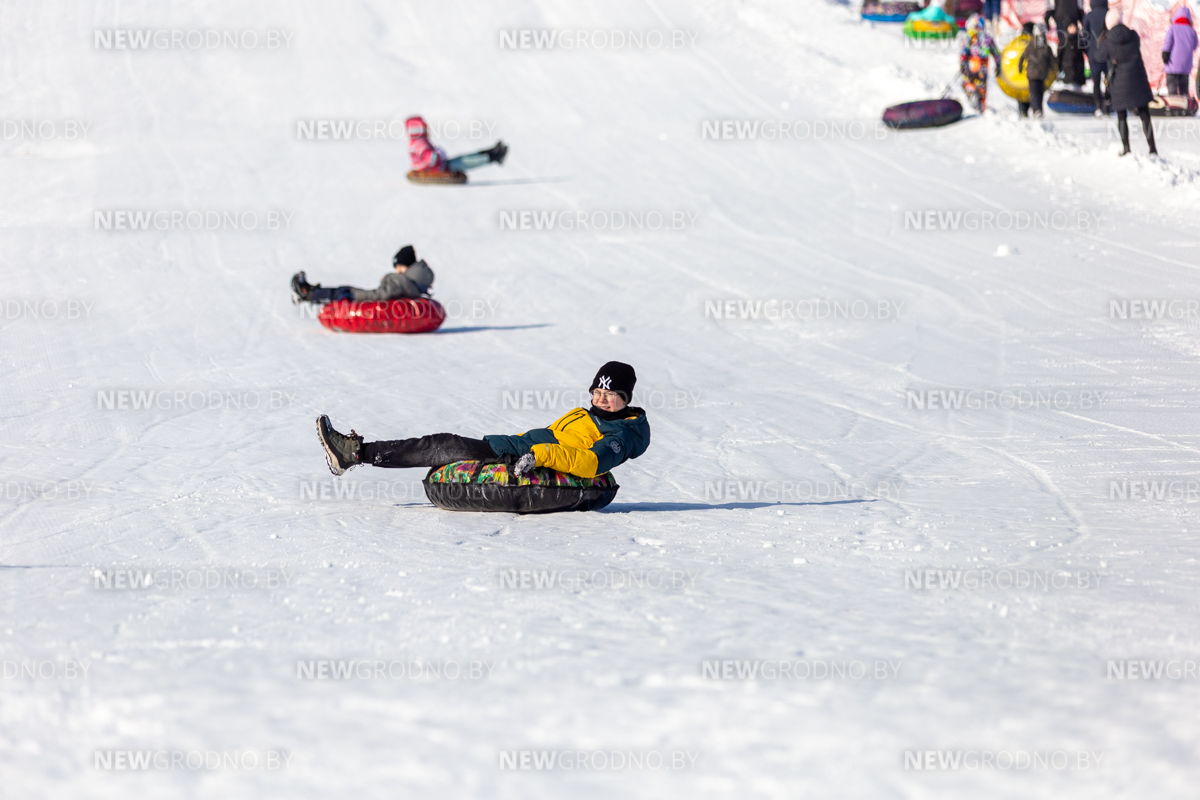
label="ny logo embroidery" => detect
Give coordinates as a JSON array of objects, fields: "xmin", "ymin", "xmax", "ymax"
[{"xmin": 598, "ymin": 376, "xmax": 612, "ymax": 390}]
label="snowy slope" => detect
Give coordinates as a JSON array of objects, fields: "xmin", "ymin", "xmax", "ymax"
[{"xmin": 2, "ymin": 0, "xmax": 1200, "ymax": 797}]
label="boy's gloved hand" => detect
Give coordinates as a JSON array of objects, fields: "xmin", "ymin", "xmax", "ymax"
[{"xmin": 513, "ymin": 453, "xmax": 536, "ymax": 478}]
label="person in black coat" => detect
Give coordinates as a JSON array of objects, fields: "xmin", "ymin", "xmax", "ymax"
[
  {"xmin": 1045, "ymin": 0, "xmax": 1086, "ymax": 89},
  {"xmin": 1097, "ymin": 9, "xmax": 1158, "ymax": 156},
  {"xmin": 1081, "ymin": 0, "xmax": 1110, "ymax": 115}
]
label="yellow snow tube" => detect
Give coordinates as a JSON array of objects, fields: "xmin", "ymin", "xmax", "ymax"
[{"xmin": 997, "ymin": 34, "xmax": 1056, "ymax": 102}]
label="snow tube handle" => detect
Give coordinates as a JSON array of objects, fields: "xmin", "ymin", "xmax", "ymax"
[{"xmin": 471, "ymin": 458, "xmax": 518, "ymax": 486}]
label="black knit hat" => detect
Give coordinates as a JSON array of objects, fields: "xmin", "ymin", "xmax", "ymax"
[
  {"xmin": 589, "ymin": 361, "xmax": 637, "ymax": 403},
  {"xmin": 393, "ymin": 245, "xmax": 416, "ymax": 267}
]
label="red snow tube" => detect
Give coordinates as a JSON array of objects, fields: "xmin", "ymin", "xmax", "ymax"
[
  {"xmin": 318, "ymin": 298, "xmax": 446, "ymax": 334},
  {"xmin": 882, "ymin": 99, "xmax": 963, "ymax": 129}
]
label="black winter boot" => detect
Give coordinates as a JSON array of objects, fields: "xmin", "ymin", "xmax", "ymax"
[
  {"xmin": 316, "ymin": 415, "xmax": 363, "ymax": 475},
  {"xmin": 291, "ymin": 272, "xmax": 317, "ymax": 304},
  {"xmin": 487, "ymin": 140, "xmax": 508, "ymax": 165}
]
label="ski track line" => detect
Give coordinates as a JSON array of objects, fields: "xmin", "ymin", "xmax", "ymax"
[
  {"xmin": 645, "ymin": 0, "xmax": 777, "ymax": 116},
  {"xmin": 1054, "ymin": 409, "xmax": 1200, "ymax": 458},
  {"xmin": 846, "ymin": 140, "xmax": 1018, "ymax": 212},
  {"xmin": 700, "ymin": 188, "xmax": 1006, "ymax": 330},
  {"xmin": 845, "ymin": 139, "xmax": 1196, "ymax": 286},
  {"xmin": 782, "ymin": 386, "xmax": 1091, "ymax": 540},
  {"xmin": 1078, "ymin": 231, "xmax": 1200, "ymax": 272}
]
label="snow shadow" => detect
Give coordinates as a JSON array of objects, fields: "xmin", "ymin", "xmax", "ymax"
[
  {"xmin": 436, "ymin": 323, "xmax": 555, "ymax": 334},
  {"xmin": 603, "ymin": 499, "xmax": 871, "ymax": 512},
  {"xmin": 466, "ymin": 177, "xmax": 570, "ymax": 187}
]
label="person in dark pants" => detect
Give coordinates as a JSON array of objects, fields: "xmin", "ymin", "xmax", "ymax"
[
  {"xmin": 1097, "ymin": 9, "xmax": 1158, "ymax": 156},
  {"xmin": 983, "ymin": 0, "xmax": 1001, "ymax": 32},
  {"xmin": 316, "ymin": 362, "xmax": 651, "ymax": 481},
  {"xmin": 1044, "ymin": 0, "xmax": 1084, "ymax": 88},
  {"xmin": 1021, "ymin": 24, "xmax": 1057, "ymax": 117},
  {"xmin": 1162, "ymin": 7, "xmax": 1198, "ymax": 96},
  {"xmin": 291, "ymin": 245, "xmax": 434, "ymax": 304},
  {"xmin": 1081, "ymin": 0, "xmax": 1111, "ymax": 115}
]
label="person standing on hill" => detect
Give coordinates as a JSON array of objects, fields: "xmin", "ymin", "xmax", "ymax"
[
  {"xmin": 1162, "ymin": 7, "xmax": 1198, "ymax": 96},
  {"xmin": 961, "ymin": 15, "xmax": 1002, "ymax": 112},
  {"xmin": 1082, "ymin": 0, "xmax": 1111, "ymax": 115},
  {"xmin": 1044, "ymin": 0, "xmax": 1084, "ymax": 88},
  {"xmin": 1097, "ymin": 9, "xmax": 1159, "ymax": 156},
  {"xmin": 1020, "ymin": 24, "xmax": 1057, "ymax": 117}
]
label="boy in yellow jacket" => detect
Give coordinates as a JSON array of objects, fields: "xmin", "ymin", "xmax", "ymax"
[{"xmin": 316, "ymin": 362, "xmax": 650, "ymax": 480}]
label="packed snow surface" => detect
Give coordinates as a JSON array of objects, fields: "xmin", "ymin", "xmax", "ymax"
[{"xmin": 3, "ymin": 0, "xmax": 1200, "ymax": 797}]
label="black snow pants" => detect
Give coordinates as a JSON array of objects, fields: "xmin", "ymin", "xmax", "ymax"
[
  {"xmin": 1092, "ymin": 66, "xmax": 1109, "ymax": 112},
  {"xmin": 1029, "ymin": 79, "xmax": 1046, "ymax": 116},
  {"xmin": 1117, "ymin": 107, "xmax": 1157, "ymax": 154},
  {"xmin": 361, "ymin": 433, "xmax": 499, "ymax": 469}
]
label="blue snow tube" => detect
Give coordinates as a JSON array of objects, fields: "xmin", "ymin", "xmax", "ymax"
[{"xmin": 1047, "ymin": 89, "xmax": 1095, "ymax": 114}]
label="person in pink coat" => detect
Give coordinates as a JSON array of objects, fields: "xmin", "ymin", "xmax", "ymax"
[{"xmin": 405, "ymin": 116, "xmax": 507, "ymax": 174}]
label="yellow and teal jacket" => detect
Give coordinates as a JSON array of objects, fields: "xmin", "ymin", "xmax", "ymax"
[{"xmin": 485, "ymin": 406, "xmax": 650, "ymax": 479}]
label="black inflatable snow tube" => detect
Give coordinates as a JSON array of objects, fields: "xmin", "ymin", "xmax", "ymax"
[
  {"xmin": 882, "ymin": 98, "xmax": 963, "ymax": 129},
  {"xmin": 423, "ymin": 460, "xmax": 619, "ymax": 514}
]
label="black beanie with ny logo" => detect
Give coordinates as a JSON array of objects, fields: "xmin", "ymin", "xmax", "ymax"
[{"xmin": 589, "ymin": 361, "xmax": 637, "ymax": 403}]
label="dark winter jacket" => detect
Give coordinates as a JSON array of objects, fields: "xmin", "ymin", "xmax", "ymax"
[
  {"xmin": 1097, "ymin": 25, "xmax": 1155, "ymax": 110},
  {"xmin": 486, "ymin": 406, "xmax": 650, "ymax": 479},
  {"xmin": 1044, "ymin": 0, "xmax": 1082, "ymax": 35},
  {"xmin": 1058, "ymin": 29, "xmax": 1087, "ymax": 85},
  {"xmin": 349, "ymin": 260, "xmax": 435, "ymax": 302},
  {"xmin": 1081, "ymin": 0, "xmax": 1108, "ymax": 70},
  {"xmin": 1020, "ymin": 38, "xmax": 1057, "ymax": 82}
]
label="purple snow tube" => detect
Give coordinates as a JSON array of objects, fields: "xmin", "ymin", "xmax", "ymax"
[{"xmin": 882, "ymin": 99, "xmax": 963, "ymax": 130}]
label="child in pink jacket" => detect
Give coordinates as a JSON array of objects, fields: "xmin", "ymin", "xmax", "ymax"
[{"xmin": 406, "ymin": 116, "xmax": 507, "ymax": 174}]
